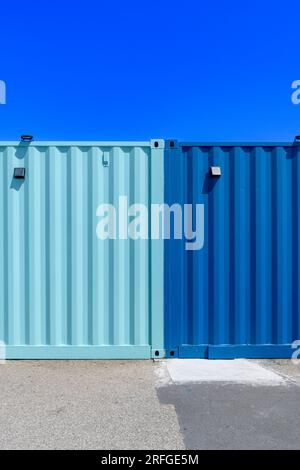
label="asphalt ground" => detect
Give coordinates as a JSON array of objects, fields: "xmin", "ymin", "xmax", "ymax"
[
  {"xmin": 0, "ymin": 360, "xmax": 184, "ymax": 450},
  {"xmin": 0, "ymin": 358, "xmax": 299, "ymax": 450}
]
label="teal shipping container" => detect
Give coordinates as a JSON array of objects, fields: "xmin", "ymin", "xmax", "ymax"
[{"xmin": 0, "ymin": 140, "xmax": 165, "ymax": 359}]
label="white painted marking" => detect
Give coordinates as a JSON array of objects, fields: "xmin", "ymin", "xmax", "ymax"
[{"xmin": 165, "ymin": 359, "xmax": 286, "ymax": 385}]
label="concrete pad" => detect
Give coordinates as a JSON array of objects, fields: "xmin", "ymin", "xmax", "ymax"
[{"xmin": 165, "ymin": 359, "xmax": 286, "ymax": 385}]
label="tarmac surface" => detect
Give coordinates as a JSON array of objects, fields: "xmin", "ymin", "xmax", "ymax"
[
  {"xmin": 0, "ymin": 360, "xmax": 184, "ymax": 450},
  {"xmin": 0, "ymin": 358, "xmax": 299, "ymax": 449}
]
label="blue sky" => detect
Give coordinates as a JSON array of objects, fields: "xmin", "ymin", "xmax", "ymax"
[{"xmin": 0, "ymin": 0, "xmax": 299, "ymax": 141}]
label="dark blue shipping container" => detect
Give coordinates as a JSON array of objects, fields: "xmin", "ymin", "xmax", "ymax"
[{"xmin": 165, "ymin": 140, "xmax": 300, "ymax": 359}]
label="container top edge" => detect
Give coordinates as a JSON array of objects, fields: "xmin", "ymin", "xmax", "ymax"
[
  {"xmin": 0, "ymin": 141, "xmax": 153, "ymax": 147},
  {"xmin": 178, "ymin": 141, "xmax": 298, "ymax": 147}
]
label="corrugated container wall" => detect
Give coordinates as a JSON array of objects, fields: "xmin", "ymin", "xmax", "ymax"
[
  {"xmin": 165, "ymin": 141, "xmax": 300, "ymax": 359},
  {"xmin": 0, "ymin": 140, "xmax": 164, "ymax": 359}
]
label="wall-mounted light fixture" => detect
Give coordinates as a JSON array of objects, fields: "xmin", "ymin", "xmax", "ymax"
[
  {"xmin": 21, "ymin": 135, "xmax": 33, "ymax": 142},
  {"xmin": 210, "ymin": 166, "xmax": 222, "ymax": 177},
  {"xmin": 102, "ymin": 151, "xmax": 110, "ymax": 167},
  {"xmin": 14, "ymin": 168, "xmax": 26, "ymax": 179}
]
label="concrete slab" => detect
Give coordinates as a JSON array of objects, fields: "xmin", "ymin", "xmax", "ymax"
[{"xmin": 165, "ymin": 359, "xmax": 286, "ymax": 385}]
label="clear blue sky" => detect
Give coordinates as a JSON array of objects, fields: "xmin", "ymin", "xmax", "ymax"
[{"xmin": 0, "ymin": 0, "xmax": 299, "ymax": 141}]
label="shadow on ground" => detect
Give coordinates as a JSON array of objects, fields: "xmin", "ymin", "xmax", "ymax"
[{"xmin": 157, "ymin": 382, "xmax": 300, "ymax": 450}]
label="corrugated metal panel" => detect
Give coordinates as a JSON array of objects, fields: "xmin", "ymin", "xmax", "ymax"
[
  {"xmin": 165, "ymin": 141, "xmax": 300, "ymax": 359},
  {"xmin": 0, "ymin": 140, "xmax": 164, "ymax": 359}
]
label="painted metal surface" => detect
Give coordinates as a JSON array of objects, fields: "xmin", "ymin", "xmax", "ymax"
[
  {"xmin": 165, "ymin": 140, "xmax": 300, "ymax": 359},
  {"xmin": 0, "ymin": 140, "xmax": 164, "ymax": 359}
]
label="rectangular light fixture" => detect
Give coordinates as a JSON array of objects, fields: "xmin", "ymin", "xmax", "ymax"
[
  {"xmin": 210, "ymin": 166, "xmax": 222, "ymax": 177},
  {"xmin": 14, "ymin": 168, "xmax": 26, "ymax": 179}
]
